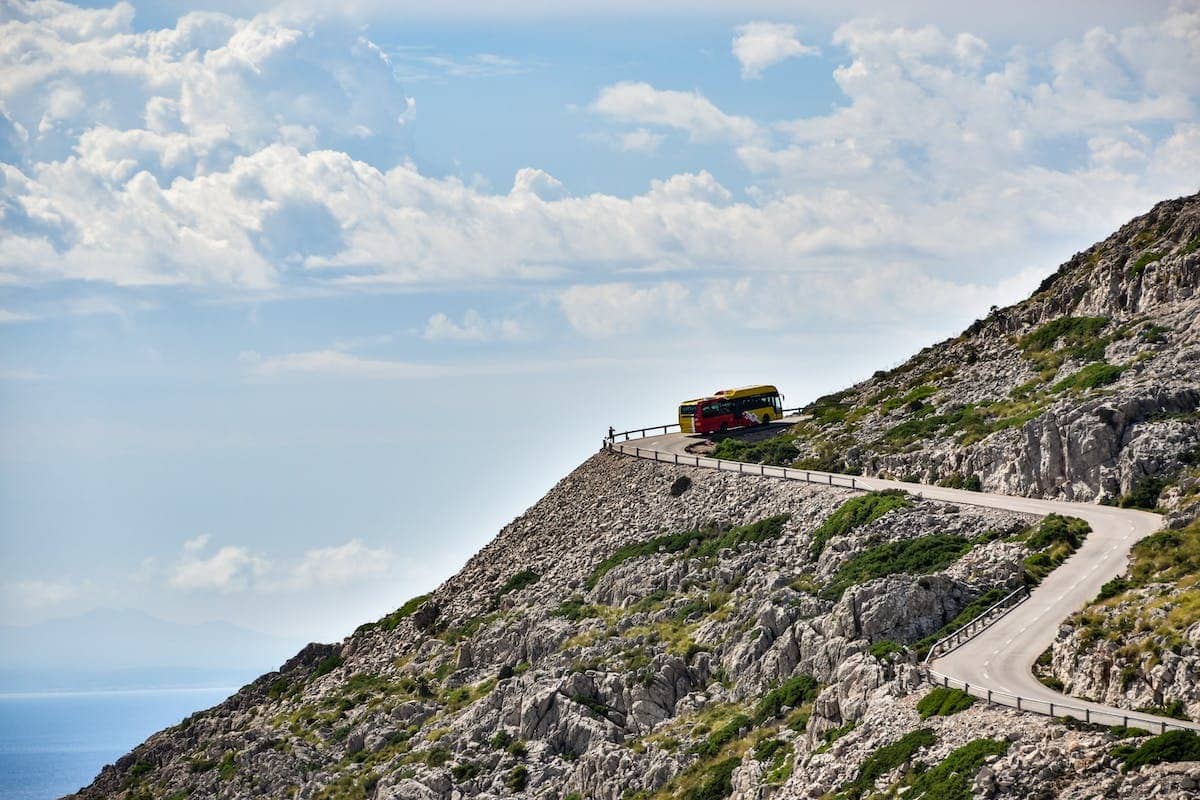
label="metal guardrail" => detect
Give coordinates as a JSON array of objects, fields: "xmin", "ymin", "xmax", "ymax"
[
  {"xmin": 604, "ymin": 410, "xmax": 862, "ymax": 488},
  {"xmin": 923, "ymin": 669, "xmax": 1197, "ymax": 734},
  {"xmin": 922, "ymin": 585, "xmax": 1031, "ymax": 665},
  {"xmin": 600, "ymin": 419, "xmax": 1200, "ymax": 736}
]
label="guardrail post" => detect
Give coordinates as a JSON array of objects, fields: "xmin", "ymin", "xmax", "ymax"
[
  {"xmin": 986, "ymin": 690, "xmax": 991, "ymax": 705},
  {"xmin": 635, "ymin": 447, "xmax": 640, "ymax": 457},
  {"xmin": 1085, "ymin": 709, "xmax": 1090, "ymax": 723},
  {"xmin": 942, "ymin": 676, "xmax": 948, "ymax": 688},
  {"xmin": 1123, "ymin": 715, "xmax": 1128, "ymax": 727},
  {"xmin": 1049, "ymin": 702, "xmax": 1054, "ymax": 717},
  {"xmin": 1016, "ymin": 697, "xmax": 1021, "ymax": 710},
  {"xmin": 695, "ymin": 457, "xmax": 700, "ymax": 467},
  {"xmin": 674, "ymin": 454, "xmax": 678, "ymax": 464},
  {"xmin": 760, "ymin": 465, "xmax": 765, "ymax": 476},
  {"xmin": 851, "ymin": 478, "xmax": 855, "ymax": 489},
  {"xmin": 738, "ymin": 462, "xmax": 743, "ymax": 474},
  {"xmin": 1162, "ymin": 721, "xmax": 1167, "ymax": 734}
]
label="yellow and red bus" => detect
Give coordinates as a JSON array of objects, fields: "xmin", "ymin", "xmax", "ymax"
[{"xmin": 678, "ymin": 385, "xmax": 782, "ymax": 434}]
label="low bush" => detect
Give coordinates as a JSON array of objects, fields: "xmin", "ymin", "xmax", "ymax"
[
  {"xmin": 906, "ymin": 738, "xmax": 1009, "ymax": 798},
  {"xmin": 916, "ymin": 687, "xmax": 975, "ymax": 718},
  {"xmin": 753, "ymin": 675, "xmax": 820, "ymax": 724},
  {"xmin": 1096, "ymin": 576, "xmax": 1130, "ymax": 601},
  {"xmin": 587, "ymin": 515, "xmax": 790, "ymax": 589},
  {"xmin": 868, "ymin": 640, "xmax": 904, "ymax": 659},
  {"xmin": 684, "ymin": 757, "xmax": 740, "ymax": 800},
  {"xmin": 810, "ymin": 491, "xmax": 912, "ymax": 558},
  {"xmin": 312, "ymin": 653, "xmax": 344, "ymax": 678},
  {"xmin": 1026, "ymin": 514, "xmax": 1090, "ymax": 550},
  {"xmin": 499, "ymin": 569, "xmax": 540, "ymax": 596},
  {"xmin": 694, "ymin": 713, "xmax": 750, "ymax": 758},
  {"xmin": 938, "ymin": 473, "xmax": 983, "ymax": 491},
  {"xmin": 820, "ymin": 535, "xmax": 971, "ymax": 600},
  {"xmin": 838, "ymin": 728, "xmax": 936, "ymax": 799},
  {"xmin": 504, "ymin": 765, "xmax": 528, "ymax": 791},
  {"xmin": 1128, "ymin": 250, "xmax": 1163, "ymax": 276},
  {"xmin": 1111, "ymin": 730, "xmax": 1200, "ymax": 771},
  {"xmin": 1118, "ymin": 477, "xmax": 1166, "ymax": 510},
  {"xmin": 553, "ymin": 595, "xmax": 599, "ymax": 621},
  {"xmin": 357, "ymin": 592, "xmax": 432, "ymax": 634},
  {"xmin": 1053, "ymin": 362, "xmax": 1124, "ymax": 393},
  {"xmin": 1019, "ymin": 316, "xmax": 1109, "ymax": 354},
  {"xmin": 711, "ymin": 435, "xmax": 798, "ymax": 466}
]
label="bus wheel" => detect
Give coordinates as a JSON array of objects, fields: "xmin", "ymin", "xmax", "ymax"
[
  {"xmin": 760, "ymin": 414, "xmax": 770, "ymax": 425},
  {"xmin": 720, "ymin": 423, "xmax": 729, "ymax": 432}
]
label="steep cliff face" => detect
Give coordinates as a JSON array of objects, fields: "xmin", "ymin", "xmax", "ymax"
[
  {"xmin": 68, "ymin": 196, "xmax": 1200, "ymax": 800},
  {"xmin": 779, "ymin": 193, "xmax": 1200, "ymax": 508}
]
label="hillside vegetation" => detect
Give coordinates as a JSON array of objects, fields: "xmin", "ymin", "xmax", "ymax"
[{"xmin": 67, "ymin": 195, "xmax": 1200, "ymax": 800}]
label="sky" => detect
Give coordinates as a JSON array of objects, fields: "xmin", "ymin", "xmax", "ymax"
[{"xmin": 1, "ymin": 0, "xmax": 1198, "ymax": 651}]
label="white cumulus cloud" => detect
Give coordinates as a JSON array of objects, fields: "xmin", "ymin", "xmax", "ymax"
[{"xmin": 732, "ymin": 21, "xmax": 818, "ymax": 78}]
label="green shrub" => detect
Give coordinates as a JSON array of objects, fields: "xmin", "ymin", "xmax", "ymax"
[
  {"xmin": 820, "ymin": 535, "xmax": 971, "ymax": 600},
  {"xmin": 1118, "ymin": 477, "xmax": 1166, "ymax": 510},
  {"xmin": 804, "ymin": 391, "xmax": 854, "ymax": 427},
  {"xmin": 358, "ymin": 592, "xmax": 433, "ymax": 634},
  {"xmin": 1096, "ymin": 577, "xmax": 1130, "ymax": 601},
  {"xmin": 1053, "ymin": 362, "xmax": 1123, "ymax": 393},
  {"xmin": 669, "ymin": 476, "xmax": 693, "ymax": 496},
  {"xmin": 711, "ymin": 435, "xmax": 798, "ymax": 466},
  {"xmin": 683, "ymin": 757, "xmax": 740, "ymax": 800},
  {"xmin": 868, "ymin": 640, "xmax": 904, "ymax": 659},
  {"xmin": 499, "ymin": 569, "xmax": 540, "ymax": 596},
  {"xmin": 218, "ymin": 751, "xmax": 237, "ymax": 781},
  {"xmin": 753, "ymin": 737, "xmax": 786, "ymax": 761},
  {"xmin": 906, "ymin": 738, "xmax": 1009, "ymax": 799},
  {"xmin": 587, "ymin": 515, "xmax": 790, "ymax": 589},
  {"xmin": 504, "ymin": 765, "xmax": 529, "ymax": 791},
  {"xmin": 938, "ymin": 473, "xmax": 983, "ymax": 491},
  {"xmin": 916, "ymin": 687, "xmax": 976, "ymax": 718},
  {"xmin": 839, "ymin": 728, "xmax": 936, "ymax": 799},
  {"xmin": 753, "ymin": 675, "xmax": 819, "ymax": 724},
  {"xmin": 491, "ymin": 731, "xmax": 513, "ymax": 749},
  {"xmin": 313, "ymin": 653, "xmax": 344, "ymax": 678},
  {"xmin": 451, "ymin": 761, "xmax": 481, "ymax": 782},
  {"xmin": 1112, "ymin": 730, "xmax": 1200, "ymax": 771},
  {"xmin": 1022, "ymin": 515, "xmax": 1091, "ymax": 584},
  {"xmin": 694, "ymin": 713, "xmax": 750, "ymax": 758},
  {"xmin": 1128, "ymin": 250, "xmax": 1163, "ymax": 276},
  {"xmin": 553, "ymin": 595, "xmax": 599, "ymax": 621},
  {"xmin": 810, "ymin": 492, "xmax": 911, "ymax": 558},
  {"xmin": 1026, "ymin": 514, "xmax": 1090, "ymax": 550},
  {"xmin": 507, "ymin": 739, "xmax": 529, "ymax": 758},
  {"xmin": 1019, "ymin": 316, "xmax": 1109, "ymax": 354}
]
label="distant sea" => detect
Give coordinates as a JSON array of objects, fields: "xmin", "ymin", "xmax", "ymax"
[{"xmin": 0, "ymin": 687, "xmax": 232, "ymax": 800}]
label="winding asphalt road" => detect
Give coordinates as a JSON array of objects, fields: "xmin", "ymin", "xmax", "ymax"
[{"xmin": 622, "ymin": 423, "xmax": 1199, "ymax": 734}]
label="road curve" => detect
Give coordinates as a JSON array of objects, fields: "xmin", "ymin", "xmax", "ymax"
[{"xmin": 626, "ymin": 425, "xmax": 1199, "ymax": 734}]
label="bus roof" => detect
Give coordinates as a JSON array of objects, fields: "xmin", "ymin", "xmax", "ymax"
[{"xmin": 712, "ymin": 384, "xmax": 778, "ymax": 399}]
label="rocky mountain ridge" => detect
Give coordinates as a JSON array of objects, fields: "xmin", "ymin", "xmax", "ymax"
[
  {"xmin": 763, "ymin": 193, "xmax": 1200, "ymax": 510},
  {"xmin": 68, "ymin": 194, "xmax": 1200, "ymax": 800}
]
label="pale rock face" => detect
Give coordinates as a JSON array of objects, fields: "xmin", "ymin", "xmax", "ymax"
[{"xmin": 67, "ymin": 195, "xmax": 1200, "ymax": 800}]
